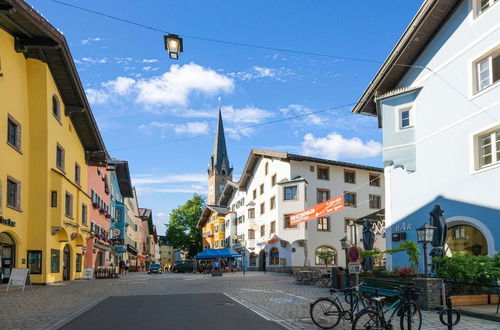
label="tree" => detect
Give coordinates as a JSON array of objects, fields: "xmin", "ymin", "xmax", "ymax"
[
  {"xmin": 166, "ymin": 194, "xmax": 205, "ymax": 258},
  {"xmin": 317, "ymin": 248, "xmax": 336, "ymax": 270}
]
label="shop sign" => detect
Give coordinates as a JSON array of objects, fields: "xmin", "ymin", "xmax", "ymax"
[
  {"xmin": 0, "ymin": 216, "xmax": 16, "ymax": 227},
  {"xmin": 392, "ymin": 222, "xmax": 413, "ymax": 232},
  {"xmin": 290, "ymin": 195, "xmax": 344, "ymax": 226},
  {"xmin": 82, "ymin": 268, "xmax": 94, "ymax": 280},
  {"xmin": 7, "ymin": 268, "xmax": 30, "ymax": 291},
  {"xmin": 267, "ymin": 236, "xmax": 279, "ymax": 244}
]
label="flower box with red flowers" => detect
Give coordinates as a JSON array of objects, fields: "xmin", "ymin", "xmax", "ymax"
[
  {"xmin": 105, "ymin": 213, "xmax": 111, "ymax": 219},
  {"xmin": 92, "ymin": 202, "xmax": 100, "ymax": 209}
]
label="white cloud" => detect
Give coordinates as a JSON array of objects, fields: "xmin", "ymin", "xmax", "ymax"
[
  {"xmin": 136, "ymin": 185, "xmax": 207, "ymax": 195},
  {"xmin": 301, "ymin": 132, "xmax": 382, "ymax": 160},
  {"xmin": 102, "ymin": 76, "xmax": 135, "ymax": 95},
  {"xmin": 142, "ymin": 59, "xmax": 159, "ymax": 63},
  {"xmin": 132, "ymin": 173, "xmax": 206, "ymax": 185},
  {"xmin": 135, "ymin": 63, "xmax": 234, "ymax": 106},
  {"xmin": 280, "ymin": 104, "xmax": 323, "ymax": 126},
  {"xmin": 254, "ymin": 66, "xmax": 275, "ymax": 78},
  {"xmin": 228, "ymin": 66, "xmax": 292, "ymax": 81},
  {"xmin": 81, "ymin": 37, "xmax": 103, "ymax": 45},
  {"xmin": 180, "ymin": 105, "xmax": 273, "ymax": 124},
  {"xmin": 81, "ymin": 57, "xmax": 107, "ymax": 64},
  {"xmin": 86, "ymin": 88, "xmax": 109, "ymax": 104},
  {"xmin": 138, "ymin": 121, "xmax": 209, "ymax": 137}
]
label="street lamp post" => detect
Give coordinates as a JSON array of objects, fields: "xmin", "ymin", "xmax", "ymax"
[
  {"xmin": 340, "ymin": 236, "xmax": 350, "ymax": 288},
  {"xmin": 417, "ymin": 223, "xmax": 436, "ymax": 277},
  {"xmin": 164, "ymin": 34, "xmax": 183, "ymax": 60}
]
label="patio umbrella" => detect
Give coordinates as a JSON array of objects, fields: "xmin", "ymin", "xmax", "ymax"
[
  {"xmin": 362, "ymin": 220, "xmax": 375, "ymax": 271},
  {"xmin": 429, "ymin": 205, "xmax": 447, "ymax": 272}
]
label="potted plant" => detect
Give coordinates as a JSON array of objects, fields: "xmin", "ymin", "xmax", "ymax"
[{"xmin": 92, "ymin": 202, "xmax": 99, "ymax": 209}]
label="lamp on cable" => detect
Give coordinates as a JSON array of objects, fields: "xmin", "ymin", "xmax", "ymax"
[{"xmin": 164, "ymin": 34, "xmax": 183, "ymax": 60}]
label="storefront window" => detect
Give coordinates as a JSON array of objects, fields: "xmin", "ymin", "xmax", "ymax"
[
  {"xmin": 51, "ymin": 249, "xmax": 60, "ymax": 273},
  {"xmin": 76, "ymin": 253, "xmax": 82, "ymax": 272},
  {"xmin": 249, "ymin": 252, "xmax": 257, "ymax": 266},
  {"xmin": 27, "ymin": 250, "xmax": 42, "ymax": 274},
  {"xmin": 270, "ymin": 247, "xmax": 279, "ymax": 265},
  {"xmin": 445, "ymin": 225, "xmax": 488, "ymax": 256}
]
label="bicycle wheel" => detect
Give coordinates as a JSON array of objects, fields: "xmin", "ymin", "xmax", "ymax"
[
  {"xmin": 399, "ymin": 301, "xmax": 422, "ymax": 330},
  {"xmin": 352, "ymin": 309, "xmax": 385, "ymax": 330},
  {"xmin": 310, "ymin": 298, "xmax": 342, "ymax": 329}
]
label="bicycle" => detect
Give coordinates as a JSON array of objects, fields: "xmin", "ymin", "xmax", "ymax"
[
  {"xmin": 351, "ymin": 286, "xmax": 422, "ymax": 330},
  {"xmin": 310, "ymin": 282, "xmax": 369, "ymax": 329}
]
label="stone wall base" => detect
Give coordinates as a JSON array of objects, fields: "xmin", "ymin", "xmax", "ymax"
[{"xmin": 412, "ymin": 277, "xmax": 443, "ymax": 310}]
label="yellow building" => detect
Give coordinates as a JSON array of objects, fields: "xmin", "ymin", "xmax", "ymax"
[
  {"xmin": 0, "ymin": 0, "xmax": 107, "ymax": 283},
  {"xmin": 198, "ymin": 206, "xmax": 228, "ymax": 249},
  {"xmin": 158, "ymin": 236, "xmax": 174, "ymax": 270}
]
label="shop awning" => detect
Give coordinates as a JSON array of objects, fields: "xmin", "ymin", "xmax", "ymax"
[{"xmin": 194, "ymin": 248, "xmax": 241, "ymax": 259}]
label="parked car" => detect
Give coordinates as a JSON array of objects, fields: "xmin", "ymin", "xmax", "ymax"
[
  {"xmin": 171, "ymin": 260, "xmax": 195, "ymax": 273},
  {"xmin": 148, "ymin": 263, "xmax": 162, "ymax": 274}
]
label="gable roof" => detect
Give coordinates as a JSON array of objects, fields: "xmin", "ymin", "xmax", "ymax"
[
  {"xmin": 0, "ymin": 0, "xmax": 107, "ymax": 163},
  {"xmin": 197, "ymin": 204, "xmax": 230, "ymax": 228},
  {"xmin": 107, "ymin": 160, "xmax": 134, "ymax": 198},
  {"xmin": 352, "ymin": 0, "xmax": 462, "ymax": 116}
]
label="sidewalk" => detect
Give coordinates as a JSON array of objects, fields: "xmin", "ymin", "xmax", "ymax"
[{"xmin": 457, "ymin": 304, "xmax": 500, "ymax": 322}]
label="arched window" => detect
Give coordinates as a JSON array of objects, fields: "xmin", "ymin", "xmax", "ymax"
[
  {"xmin": 445, "ymin": 225, "xmax": 488, "ymax": 256},
  {"xmin": 249, "ymin": 252, "xmax": 257, "ymax": 266},
  {"xmin": 270, "ymin": 247, "xmax": 279, "ymax": 265},
  {"xmin": 52, "ymin": 95, "xmax": 60, "ymax": 118},
  {"xmin": 315, "ymin": 246, "xmax": 337, "ymax": 266}
]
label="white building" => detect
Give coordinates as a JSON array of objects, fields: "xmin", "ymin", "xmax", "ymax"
[
  {"xmin": 353, "ymin": 0, "xmax": 500, "ymax": 270},
  {"xmin": 218, "ymin": 150, "xmax": 385, "ymax": 272}
]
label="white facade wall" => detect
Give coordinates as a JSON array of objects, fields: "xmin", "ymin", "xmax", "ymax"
[{"xmin": 225, "ymin": 154, "xmax": 385, "ymax": 271}]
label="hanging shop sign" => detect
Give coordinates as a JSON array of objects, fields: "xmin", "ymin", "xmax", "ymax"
[
  {"xmin": 267, "ymin": 236, "xmax": 279, "ymax": 244},
  {"xmin": 0, "ymin": 216, "xmax": 16, "ymax": 227},
  {"xmin": 290, "ymin": 195, "xmax": 344, "ymax": 226}
]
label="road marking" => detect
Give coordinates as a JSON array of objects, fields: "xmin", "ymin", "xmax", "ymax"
[{"xmin": 273, "ymin": 289, "xmax": 314, "ymax": 302}]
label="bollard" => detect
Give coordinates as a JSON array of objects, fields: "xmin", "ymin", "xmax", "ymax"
[{"xmin": 447, "ymin": 297, "xmax": 453, "ymax": 330}]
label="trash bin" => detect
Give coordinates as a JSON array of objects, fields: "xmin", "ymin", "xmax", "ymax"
[{"xmin": 331, "ymin": 266, "xmax": 342, "ymax": 289}]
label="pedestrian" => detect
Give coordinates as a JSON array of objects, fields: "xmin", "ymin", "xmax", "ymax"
[{"xmin": 124, "ymin": 260, "xmax": 129, "ymax": 274}]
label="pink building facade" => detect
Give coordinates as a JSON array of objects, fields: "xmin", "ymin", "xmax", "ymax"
[{"xmin": 85, "ymin": 166, "xmax": 112, "ymax": 269}]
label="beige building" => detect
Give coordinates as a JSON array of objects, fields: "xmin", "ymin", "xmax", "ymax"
[{"xmin": 159, "ymin": 236, "xmax": 174, "ymax": 270}]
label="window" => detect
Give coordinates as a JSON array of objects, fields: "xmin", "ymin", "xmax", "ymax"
[
  {"xmin": 284, "ymin": 186, "xmax": 298, "ymax": 200},
  {"xmin": 476, "ymin": 0, "xmax": 499, "ymax": 16},
  {"xmin": 369, "ymin": 174, "xmax": 381, "ymax": 187},
  {"xmin": 253, "ymin": 189, "xmax": 257, "ymax": 199},
  {"xmin": 260, "ymin": 183, "xmax": 264, "ymax": 195},
  {"xmin": 215, "ymin": 225, "xmax": 218, "ymax": 232},
  {"xmin": 56, "ymin": 144, "xmax": 65, "ymax": 171},
  {"xmin": 477, "ymin": 128, "xmax": 500, "ymax": 168},
  {"xmin": 317, "ymin": 166, "xmax": 329, "ymax": 180},
  {"xmin": 317, "ymin": 217, "xmax": 330, "ymax": 231},
  {"xmin": 270, "ymin": 247, "xmax": 279, "ymax": 265},
  {"xmin": 265, "ymin": 162, "xmax": 269, "ymax": 175},
  {"xmin": 75, "ymin": 163, "xmax": 81, "ymax": 185},
  {"xmin": 310, "ymin": 165, "xmax": 315, "ymax": 172},
  {"xmin": 271, "ymin": 174, "xmax": 277, "ymax": 187},
  {"xmin": 260, "ymin": 202, "xmax": 265, "ymax": 215},
  {"xmin": 248, "ymin": 208, "xmax": 255, "ymax": 218},
  {"xmin": 51, "ymin": 191, "xmax": 57, "ymax": 207},
  {"xmin": 82, "ymin": 204, "xmax": 88, "ymax": 225},
  {"xmin": 284, "ymin": 214, "xmax": 297, "ymax": 229},
  {"xmin": 270, "ymin": 221, "xmax": 276, "ymax": 234},
  {"xmin": 215, "ymin": 240, "xmax": 218, "ymax": 248},
  {"xmin": 76, "ymin": 253, "xmax": 82, "ymax": 272},
  {"xmin": 316, "ymin": 189, "xmax": 330, "ymax": 203},
  {"xmin": 315, "ymin": 246, "xmax": 337, "ymax": 265},
  {"xmin": 65, "ymin": 192, "xmax": 73, "ymax": 218},
  {"xmin": 7, "ymin": 177, "xmax": 20, "ymax": 209},
  {"xmin": 51, "ymin": 249, "xmax": 60, "ymax": 273},
  {"xmin": 260, "ymin": 225, "xmax": 265, "ymax": 237},
  {"xmin": 344, "ymin": 170, "xmax": 356, "ymax": 184},
  {"xmin": 400, "ymin": 107, "xmax": 412, "ymax": 129},
  {"xmin": 52, "ymin": 95, "xmax": 61, "ymax": 119},
  {"xmin": 344, "ymin": 192, "xmax": 357, "ymax": 207},
  {"xmin": 270, "ymin": 196, "xmax": 276, "ymax": 209},
  {"xmin": 248, "ymin": 229, "xmax": 255, "ymax": 239},
  {"xmin": 249, "ymin": 252, "xmax": 257, "ymax": 266},
  {"xmin": 27, "ymin": 250, "xmax": 42, "ymax": 275},
  {"xmin": 220, "ymin": 240, "xmax": 224, "ymax": 247},
  {"xmin": 7, "ymin": 115, "xmax": 21, "ymax": 151},
  {"xmin": 369, "ymin": 194, "xmax": 382, "ymax": 209}
]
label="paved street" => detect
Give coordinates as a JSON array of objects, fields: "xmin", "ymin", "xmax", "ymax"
[{"xmin": 0, "ymin": 272, "xmax": 499, "ymax": 329}]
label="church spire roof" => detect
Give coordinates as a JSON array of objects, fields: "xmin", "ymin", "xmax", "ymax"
[{"xmin": 211, "ymin": 105, "xmax": 231, "ymax": 175}]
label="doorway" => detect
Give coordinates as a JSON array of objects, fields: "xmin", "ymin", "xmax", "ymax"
[
  {"xmin": 0, "ymin": 232, "xmax": 16, "ymax": 283},
  {"xmin": 258, "ymin": 250, "xmax": 266, "ymax": 271},
  {"xmin": 63, "ymin": 245, "xmax": 71, "ymax": 281}
]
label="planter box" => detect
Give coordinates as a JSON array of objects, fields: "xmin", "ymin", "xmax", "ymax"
[
  {"xmin": 490, "ymin": 294, "xmax": 499, "ymax": 305},
  {"xmin": 452, "ymin": 294, "xmax": 489, "ymax": 306}
]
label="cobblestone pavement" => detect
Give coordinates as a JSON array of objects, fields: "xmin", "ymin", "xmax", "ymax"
[{"xmin": 0, "ymin": 272, "xmax": 498, "ymax": 329}]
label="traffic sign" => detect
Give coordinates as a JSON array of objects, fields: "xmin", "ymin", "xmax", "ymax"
[
  {"xmin": 348, "ymin": 262, "xmax": 361, "ymax": 274},
  {"xmin": 347, "ymin": 246, "xmax": 360, "ymax": 263}
]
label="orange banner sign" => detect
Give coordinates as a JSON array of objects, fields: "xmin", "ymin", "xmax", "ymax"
[{"xmin": 290, "ymin": 195, "xmax": 344, "ymax": 226}]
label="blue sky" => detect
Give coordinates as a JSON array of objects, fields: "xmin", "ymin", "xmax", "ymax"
[{"xmin": 29, "ymin": 0, "xmax": 422, "ymax": 232}]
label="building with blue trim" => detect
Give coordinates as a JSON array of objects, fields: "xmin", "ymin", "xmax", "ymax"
[{"xmin": 353, "ymin": 0, "xmax": 500, "ymax": 271}]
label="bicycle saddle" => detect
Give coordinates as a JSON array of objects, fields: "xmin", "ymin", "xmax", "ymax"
[
  {"xmin": 329, "ymin": 288, "xmax": 338, "ymax": 294},
  {"xmin": 371, "ymin": 296, "xmax": 386, "ymax": 303}
]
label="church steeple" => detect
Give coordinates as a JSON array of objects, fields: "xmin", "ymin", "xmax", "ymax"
[{"xmin": 208, "ymin": 102, "xmax": 232, "ymax": 205}]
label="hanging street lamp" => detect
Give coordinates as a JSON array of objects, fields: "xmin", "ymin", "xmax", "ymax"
[
  {"xmin": 416, "ymin": 223, "xmax": 436, "ymax": 277},
  {"xmin": 164, "ymin": 34, "xmax": 183, "ymax": 60}
]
